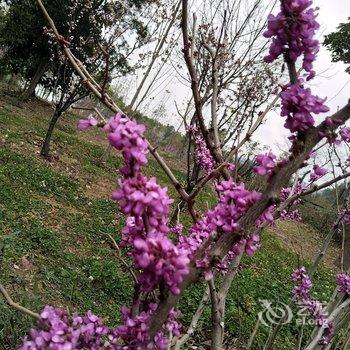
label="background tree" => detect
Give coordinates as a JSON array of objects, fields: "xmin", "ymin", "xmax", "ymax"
[
  {"xmin": 0, "ymin": 0, "xmax": 157, "ymax": 158},
  {"xmin": 324, "ymin": 18, "xmax": 350, "ymax": 74},
  {"xmin": 169, "ymin": 0, "xmax": 279, "ymax": 219},
  {"xmin": 0, "ymin": 0, "xmax": 152, "ymax": 101}
]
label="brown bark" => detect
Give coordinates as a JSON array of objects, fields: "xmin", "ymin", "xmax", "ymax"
[
  {"xmin": 40, "ymin": 109, "xmax": 62, "ymax": 159},
  {"xmin": 21, "ymin": 60, "xmax": 47, "ymax": 101}
]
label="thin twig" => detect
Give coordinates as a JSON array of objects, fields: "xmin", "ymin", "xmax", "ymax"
[
  {"xmin": 0, "ymin": 284, "xmax": 40, "ymax": 319},
  {"xmin": 106, "ymin": 233, "xmax": 138, "ymax": 284}
]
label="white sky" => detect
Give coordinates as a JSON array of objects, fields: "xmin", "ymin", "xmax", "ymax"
[{"xmin": 255, "ymin": 0, "xmax": 350, "ymax": 152}]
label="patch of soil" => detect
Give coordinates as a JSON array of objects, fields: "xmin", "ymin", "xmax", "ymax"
[
  {"xmin": 270, "ymin": 220, "xmax": 340, "ymax": 270},
  {"xmin": 84, "ymin": 178, "xmax": 115, "ymax": 199}
]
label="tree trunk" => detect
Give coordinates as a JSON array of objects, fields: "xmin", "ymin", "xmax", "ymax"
[
  {"xmin": 21, "ymin": 60, "xmax": 47, "ymax": 101},
  {"xmin": 40, "ymin": 109, "xmax": 61, "ymax": 159}
]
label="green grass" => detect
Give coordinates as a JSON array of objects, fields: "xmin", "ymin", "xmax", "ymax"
[{"xmin": 0, "ymin": 99, "xmax": 340, "ymax": 349}]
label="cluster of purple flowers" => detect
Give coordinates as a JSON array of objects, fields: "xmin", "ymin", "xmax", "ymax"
[
  {"xmin": 263, "ymin": 0, "xmax": 320, "ymax": 80},
  {"xmin": 340, "ymin": 127, "xmax": 350, "ymax": 142},
  {"xmin": 256, "ymin": 205, "xmax": 275, "ymax": 228},
  {"xmin": 264, "ymin": 0, "xmax": 337, "ymax": 138},
  {"xmin": 215, "ymin": 233, "xmax": 260, "ymax": 276},
  {"xmin": 291, "ymin": 267, "xmax": 333, "ymax": 345},
  {"xmin": 75, "ymin": 113, "xmax": 188, "ymax": 348},
  {"xmin": 336, "ymin": 273, "xmax": 350, "ymax": 296},
  {"xmin": 104, "ymin": 113, "xmax": 148, "ymax": 176},
  {"xmin": 101, "ymin": 114, "xmax": 189, "ymax": 296},
  {"xmin": 187, "ymin": 126, "xmax": 215, "ymax": 174},
  {"xmin": 341, "ymin": 207, "xmax": 350, "ymax": 226},
  {"xmin": 280, "ymin": 183, "xmax": 305, "ymax": 202},
  {"xmin": 112, "ymin": 174, "xmax": 172, "ymax": 234},
  {"xmin": 291, "ymin": 266, "xmax": 313, "ymax": 299},
  {"xmin": 20, "ymin": 305, "xmax": 181, "ymax": 350},
  {"xmin": 179, "ymin": 180, "xmax": 262, "ymax": 275},
  {"xmin": 280, "ymin": 209, "xmax": 302, "ymax": 221},
  {"xmin": 211, "ymin": 181, "xmax": 261, "ymax": 233},
  {"xmin": 280, "ymin": 85, "xmax": 329, "ymax": 133},
  {"xmin": 279, "ymin": 184, "xmax": 305, "ymax": 221},
  {"xmin": 115, "ymin": 304, "xmax": 180, "ymax": 350},
  {"xmin": 78, "ymin": 115, "xmax": 98, "ymax": 130},
  {"xmin": 19, "ymin": 306, "xmax": 114, "ymax": 350},
  {"xmin": 253, "ymin": 152, "xmax": 276, "ymax": 177},
  {"xmin": 309, "ymin": 164, "xmax": 328, "ymax": 182},
  {"xmin": 133, "ymin": 236, "xmax": 189, "ymax": 295},
  {"xmin": 242, "ymin": 234, "xmax": 261, "ymax": 256},
  {"xmin": 169, "ymin": 223, "xmax": 183, "ymax": 235},
  {"xmin": 115, "ymin": 304, "xmax": 157, "ymax": 349}
]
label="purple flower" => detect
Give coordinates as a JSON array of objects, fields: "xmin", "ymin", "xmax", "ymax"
[
  {"xmin": 263, "ymin": 0, "xmax": 320, "ymax": 80},
  {"xmin": 279, "ymin": 183, "xmax": 305, "ymax": 221},
  {"xmin": 188, "ymin": 127, "xmax": 215, "ymax": 173},
  {"xmin": 114, "ymin": 303, "xmax": 181, "ymax": 349},
  {"xmin": 227, "ymin": 163, "xmax": 236, "ymax": 172},
  {"xmin": 78, "ymin": 116, "xmax": 98, "ymax": 130},
  {"xmin": 280, "ymin": 85, "xmax": 329, "ymax": 133},
  {"xmin": 133, "ymin": 235, "xmax": 190, "ymax": 295},
  {"xmin": 178, "ymin": 180, "xmax": 261, "ymax": 275},
  {"xmin": 170, "ymin": 224, "xmax": 183, "ymax": 235},
  {"xmin": 336, "ymin": 273, "xmax": 350, "ymax": 296},
  {"xmin": 244, "ymin": 234, "xmax": 261, "ymax": 256},
  {"xmin": 19, "ymin": 305, "xmax": 182, "ymax": 350},
  {"xmin": 291, "ymin": 266, "xmax": 334, "ymax": 345},
  {"xmin": 105, "ymin": 113, "xmax": 148, "ymax": 175},
  {"xmin": 342, "ymin": 207, "xmax": 350, "ymax": 226},
  {"xmin": 254, "ymin": 152, "xmax": 276, "ymax": 177},
  {"xmin": 281, "ymin": 209, "xmax": 302, "ymax": 221},
  {"xmin": 340, "ymin": 127, "xmax": 350, "ymax": 142},
  {"xmin": 256, "ymin": 205, "xmax": 275, "ymax": 227},
  {"xmin": 19, "ymin": 306, "xmax": 112, "ymax": 350},
  {"xmin": 310, "ymin": 164, "xmax": 327, "ymax": 181},
  {"xmin": 112, "ymin": 174, "xmax": 173, "ymax": 234},
  {"xmin": 291, "ymin": 266, "xmax": 313, "ymax": 299}
]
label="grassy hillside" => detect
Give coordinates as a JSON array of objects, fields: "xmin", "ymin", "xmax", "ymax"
[{"xmin": 0, "ymin": 94, "xmax": 341, "ymax": 349}]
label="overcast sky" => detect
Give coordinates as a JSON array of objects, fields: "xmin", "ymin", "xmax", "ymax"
[{"xmin": 254, "ymin": 0, "xmax": 350, "ymax": 152}]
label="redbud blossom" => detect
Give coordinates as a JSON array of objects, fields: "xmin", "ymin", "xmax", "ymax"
[
  {"xmin": 291, "ymin": 267, "xmax": 334, "ymax": 345},
  {"xmin": 336, "ymin": 273, "xmax": 350, "ymax": 296},
  {"xmin": 105, "ymin": 113, "xmax": 148, "ymax": 175},
  {"xmin": 280, "ymin": 85, "xmax": 329, "ymax": 133},
  {"xmin": 133, "ymin": 235, "xmax": 190, "ymax": 295},
  {"xmin": 310, "ymin": 164, "xmax": 327, "ymax": 181},
  {"xmin": 263, "ymin": 0, "xmax": 320, "ymax": 80},
  {"xmin": 78, "ymin": 116, "xmax": 98, "ymax": 130},
  {"xmin": 254, "ymin": 152, "xmax": 276, "ymax": 177},
  {"xmin": 340, "ymin": 127, "xmax": 350, "ymax": 142}
]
